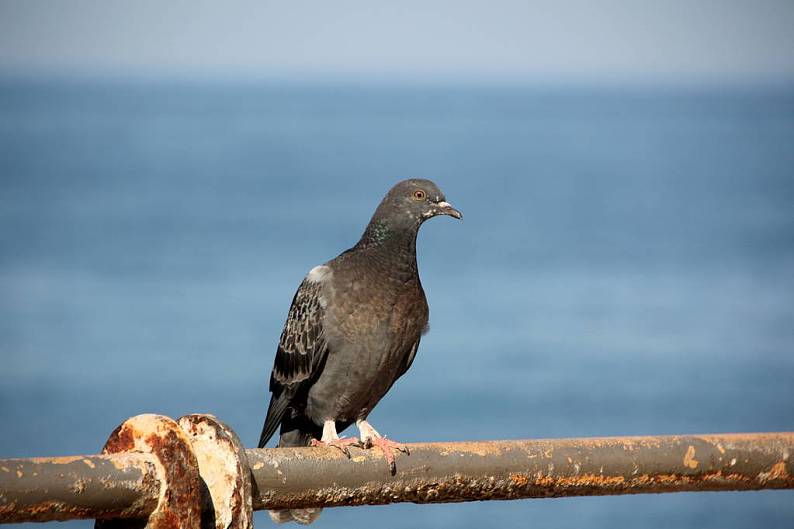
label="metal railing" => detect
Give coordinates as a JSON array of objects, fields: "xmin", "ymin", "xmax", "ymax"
[{"xmin": 1, "ymin": 413, "xmax": 792, "ymax": 529}]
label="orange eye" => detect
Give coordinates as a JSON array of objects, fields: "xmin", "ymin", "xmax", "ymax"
[{"xmin": 412, "ymin": 189, "xmax": 426, "ymax": 201}]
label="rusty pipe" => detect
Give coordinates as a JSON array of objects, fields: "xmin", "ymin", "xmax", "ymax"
[
  {"xmin": 246, "ymin": 433, "xmax": 794, "ymax": 510},
  {"xmin": 0, "ymin": 414, "xmax": 249, "ymax": 529},
  {"xmin": 0, "ymin": 454, "xmax": 161, "ymax": 523},
  {"xmin": 1, "ymin": 432, "xmax": 792, "ymax": 524}
]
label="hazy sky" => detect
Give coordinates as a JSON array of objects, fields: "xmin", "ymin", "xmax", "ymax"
[{"xmin": 1, "ymin": 0, "xmax": 793, "ymax": 83}]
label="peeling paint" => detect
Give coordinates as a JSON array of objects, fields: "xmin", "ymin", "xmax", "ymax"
[
  {"xmin": 177, "ymin": 414, "xmax": 252, "ymax": 529},
  {"xmin": 0, "ymin": 453, "xmax": 159, "ymax": 523},
  {"xmin": 96, "ymin": 414, "xmax": 202, "ymax": 529},
  {"xmin": 28, "ymin": 456, "xmax": 85, "ymax": 465},
  {"xmin": 247, "ymin": 432, "xmax": 794, "ymax": 510},
  {"xmin": 683, "ymin": 446, "xmax": 699, "ymax": 469},
  {"xmin": 757, "ymin": 462, "xmax": 788, "ymax": 484},
  {"xmin": 2, "ymin": 424, "xmax": 793, "ymax": 523}
]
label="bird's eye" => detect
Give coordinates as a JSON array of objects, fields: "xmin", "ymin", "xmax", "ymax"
[{"xmin": 412, "ymin": 190, "xmax": 426, "ymax": 201}]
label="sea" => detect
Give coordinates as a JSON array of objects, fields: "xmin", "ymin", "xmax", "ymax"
[{"xmin": 1, "ymin": 78, "xmax": 793, "ymax": 528}]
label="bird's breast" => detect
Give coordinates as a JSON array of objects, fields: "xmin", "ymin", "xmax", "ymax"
[
  {"xmin": 306, "ymin": 271, "xmax": 428, "ymax": 423},
  {"xmin": 327, "ymin": 276, "xmax": 426, "ymax": 343}
]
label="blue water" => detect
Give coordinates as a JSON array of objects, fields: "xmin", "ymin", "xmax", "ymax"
[{"xmin": 1, "ymin": 79, "xmax": 793, "ymax": 528}]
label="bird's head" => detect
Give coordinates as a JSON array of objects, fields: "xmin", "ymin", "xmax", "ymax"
[
  {"xmin": 359, "ymin": 179, "xmax": 461, "ymax": 247},
  {"xmin": 382, "ymin": 179, "xmax": 463, "ymax": 223}
]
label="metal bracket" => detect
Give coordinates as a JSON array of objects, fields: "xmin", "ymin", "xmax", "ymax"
[
  {"xmin": 178, "ymin": 414, "xmax": 253, "ymax": 529},
  {"xmin": 95, "ymin": 414, "xmax": 203, "ymax": 529}
]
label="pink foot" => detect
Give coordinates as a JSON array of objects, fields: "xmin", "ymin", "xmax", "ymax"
[
  {"xmin": 310, "ymin": 437, "xmax": 360, "ymax": 457},
  {"xmin": 366, "ymin": 436, "xmax": 409, "ymax": 475}
]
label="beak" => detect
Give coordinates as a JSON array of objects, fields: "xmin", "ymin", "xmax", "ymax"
[{"xmin": 436, "ymin": 201, "xmax": 463, "ymax": 220}]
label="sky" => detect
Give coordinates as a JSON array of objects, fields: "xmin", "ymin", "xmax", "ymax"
[{"xmin": 1, "ymin": 0, "xmax": 793, "ymax": 84}]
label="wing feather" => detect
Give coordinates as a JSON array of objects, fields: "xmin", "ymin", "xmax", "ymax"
[
  {"xmin": 259, "ymin": 270, "xmax": 331, "ymax": 447},
  {"xmin": 396, "ymin": 338, "xmax": 420, "ymax": 380}
]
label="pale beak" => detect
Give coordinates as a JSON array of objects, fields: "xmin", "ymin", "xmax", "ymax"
[{"xmin": 436, "ymin": 201, "xmax": 463, "ymax": 220}]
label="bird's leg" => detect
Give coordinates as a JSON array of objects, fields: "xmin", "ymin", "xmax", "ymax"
[
  {"xmin": 356, "ymin": 419, "xmax": 409, "ymax": 474},
  {"xmin": 310, "ymin": 420, "xmax": 359, "ymax": 457}
]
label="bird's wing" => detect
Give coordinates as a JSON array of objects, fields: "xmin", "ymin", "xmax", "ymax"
[
  {"xmin": 379, "ymin": 337, "xmax": 421, "ymax": 402},
  {"xmin": 258, "ymin": 266, "xmax": 332, "ymax": 447},
  {"xmin": 395, "ymin": 337, "xmax": 421, "ymax": 381}
]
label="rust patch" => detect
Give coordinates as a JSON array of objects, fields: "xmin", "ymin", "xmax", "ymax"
[
  {"xmin": 419, "ymin": 442, "xmax": 506, "ymax": 458},
  {"xmin": 178, "ymin": 414, "xmax": 253, "ymax": 529},
  {"xmin": 95, "ymin": 414, "xmax": 202, "ymax": 529},
  {"xmin": 654, "ymin": 474, "xmax": 681, "ymax": 485},
  {"xmin": 534, "ymin": 473, "xmax": 554, "ymax": 487},
  {"xmin": 758, "ymin": 462, "xmax": 788, "ymax": 484},
  {"xmin": 103, "ymin": 423, "xmax": 136, "ymax": 454},
  {"xmin": 538, "ymin": 473, "xmax": 627, "ymax": 489},
  {"xmin": 0, "ymin": 500, "xmax": 106, "ymax": 523},
  {"xmin": 27, "ymin": 456, "xmax": 85, "ymax": 465},
  {"xmin": 683, "ymin": 446, "xmax": 699, "ymax": 469}
]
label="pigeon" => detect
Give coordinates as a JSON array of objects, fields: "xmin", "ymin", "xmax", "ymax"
[{"xmin": 258, "ymin": 179, "xmax": 461, "ymax": 524}]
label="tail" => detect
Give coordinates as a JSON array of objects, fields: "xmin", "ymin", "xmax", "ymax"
[
  {"xmin": 265, "ymin": 409, "xmax": 323, "ymax": 525},
  {"xmin": 258, "ymin": 392, "xmax": 290, "ymax": 448},
  {"xmin": 268, "ymin": 507, "xmax": 322, "ymax": 526}
]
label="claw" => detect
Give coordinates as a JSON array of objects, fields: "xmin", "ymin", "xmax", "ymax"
[
  {"xmin": 310, "ymin": 437, "xmax": 360, "ymax": 458},
  {"xmin": 370, "ymin": 436, "xmax": 408, "ymax": 475},
  {"xmin": 355, "ymin": 420, "xmax": 409, "ymax": 474}
]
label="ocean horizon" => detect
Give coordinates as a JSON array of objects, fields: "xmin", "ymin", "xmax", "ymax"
[{"xmin": 1, "ymin": 77, "xmax": 793, "ymax": 528}]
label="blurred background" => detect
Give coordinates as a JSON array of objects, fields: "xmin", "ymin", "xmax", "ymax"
[{"xmin": 1, "ymin": 1, "xmax": 793, "ymax": 528}]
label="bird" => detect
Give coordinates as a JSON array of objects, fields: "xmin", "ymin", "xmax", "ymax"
[{"xmin": 258, "ymin": 179, "xmax": 461, "ymax": 524}]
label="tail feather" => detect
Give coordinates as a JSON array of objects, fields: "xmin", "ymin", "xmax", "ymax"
[
  {"xmin": 268, "ymin": 510, "xmax": 294, "ymax": 524},
  {"xmin": 268, "ymin": 508, "xmax": 322, "ymax": 525},
  {"xmin": 277, "ymin": 427, "xmax": 316, "ymax": 448},
  {"xmin": 258, "ymin": 393, "xmax": 290, "ymax": 448},
  {"xmin": 266, "ymin": 413, "xmax": 324, "ymax": 524}
]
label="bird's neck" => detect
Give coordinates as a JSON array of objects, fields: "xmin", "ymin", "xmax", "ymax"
[{"xmin": 356, "ymin": 217, "xmax": 421, "ymax": 276}]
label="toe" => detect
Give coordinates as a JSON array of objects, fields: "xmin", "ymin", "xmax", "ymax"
[{"xmin": 374, "ymin": 437, "xmax": 398, "ymax": 475}]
